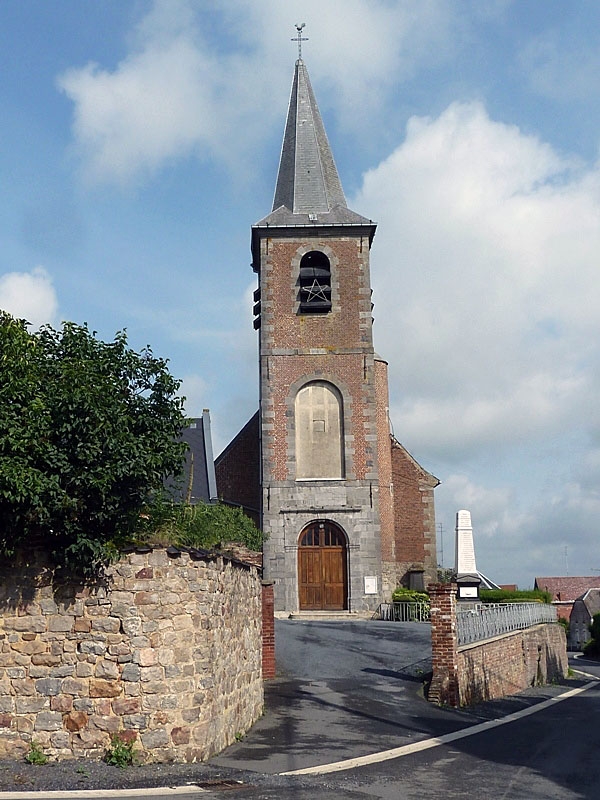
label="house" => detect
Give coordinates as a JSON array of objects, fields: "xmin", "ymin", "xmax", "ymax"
[
  {"xmin": 534, "ymin": 576, "xmax": 600, "ymax": 622},
  {"xmin": 569, "ymin": 589, "xmax": 600, "ymax": 651},
  {"xmin": 166, "ymin": 410, "xmax": 218, "ymax": 505},
  {"xmin": 215, "ymin": 51, "xmax": 439, "ymax": 614}
]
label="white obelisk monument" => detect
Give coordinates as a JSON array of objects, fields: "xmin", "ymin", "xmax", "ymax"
[
  {"xmin": 455, "ymin": 509, "xmax": 481, "ymax": 600},
  {"xmin": 455, "ymin": 509, "xmax": 477, "ymax": 574}
]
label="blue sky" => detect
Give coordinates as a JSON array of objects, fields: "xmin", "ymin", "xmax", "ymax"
[{"xmin": 2, "ymin": 1, "xmax": 600, "ymax": 588}]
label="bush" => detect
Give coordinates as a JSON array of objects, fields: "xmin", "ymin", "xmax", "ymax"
[
  {"xmin": 557, "ymin": 616, "xmax": 569, "ymax": 636},
  {"xmin": 392, "ymin": 587, "xmax": 430, "ymax": 605},
  {"xmin": 479, "ymin": 588, "xmax": 552, "ymax": 604},
  {"xmin": 137, "ymin": 496, "xmax": 264, "ymax": 553},
  {"xmin": 583, "ymin": 638, "xmax": 600, "ymax": 657},
  {"xmin": 583, "ymin": 612, "xmax": 600, "ymax": 658}
]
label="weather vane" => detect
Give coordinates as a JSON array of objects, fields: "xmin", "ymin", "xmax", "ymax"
[{"xmin": 292, "ymin": 23, "xmax": 308, "ymax": 60}]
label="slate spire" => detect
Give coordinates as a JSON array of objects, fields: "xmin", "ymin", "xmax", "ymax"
[{"xmin": 272, "ymin": 58, "xmax": 347, "ymax": 215}]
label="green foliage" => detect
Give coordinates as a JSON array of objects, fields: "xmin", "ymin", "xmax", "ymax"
[
  {"xmin": 392, "ymin": 587, "xmax": 430, "ymax": 605},
  {"xmin": 137, "ymin": 496, "xmax": 264, "ymax": 553},
  {"xmin": 0, "ymin": 314, "xmax": 187, "ymax": 578},
  {"xmin": 583, "ymin": 638, "xmax": 600, "ymax": 657},
  {"xmin": 24, "ymin": 741, "xmax": 48, "ymax": 765},
  {"xmin": 557, "ymin": 616, "xmax": 569, "ymax": 636},
  {"xmin": 590, "ymin": 611, "xmax": 600, "ymax": 641},
  {"xmin": 583, "ymin": 612, "xmax": 600, "ymax": 658},
  {"xmin": 104, "ymin": 733, "xmax": 137, "ymax": 768},
  {"xmin": 479, "ymin": 588, "xmax": 552, "ymax": 604},
  {"xmin": 436, "ymin": 567, "xmax": 456, "ymax": 584}
]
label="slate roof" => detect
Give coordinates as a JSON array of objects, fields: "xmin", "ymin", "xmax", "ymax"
[
  {"xmin": 165, "ymin": 411, "xmax": 217, "ymax": 505},
  {"xmin": 255, "ymin": 59, "xmax": 374, "ymax": 230},
  {"xmin": 534, "ymin": 576, "xmax": 600, "ymax": 603},
  {"xmin": 578, "ymin": 588, "xmax": 600, "ymax": 618}
]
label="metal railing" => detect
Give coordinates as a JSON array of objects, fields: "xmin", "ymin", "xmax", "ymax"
[
  {"xmin": 376, "ymin": 602, "xmax": 430, "ymax": 622},
  {"xmin": 457, "ymin": 602, "xmax": 558, "ymax": 646}
]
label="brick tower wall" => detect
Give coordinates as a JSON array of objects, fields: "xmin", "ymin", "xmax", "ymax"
[
  {"xmin": 374, "ymin": 356, "xmax": 396, "ymax": 598},
  {"xmin": 257, "ymin": 231, "xmax": 383, "ymax": 613}
]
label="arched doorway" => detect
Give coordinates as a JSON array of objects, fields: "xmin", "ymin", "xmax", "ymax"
[{"xmin": 298, "ymin": 521, "xmax": 347, "ymax": 610}]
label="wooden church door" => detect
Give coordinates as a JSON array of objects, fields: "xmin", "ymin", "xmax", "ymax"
[{"xmin": 298, "ymin": 521, "xmax": 347, "ymax": 610}]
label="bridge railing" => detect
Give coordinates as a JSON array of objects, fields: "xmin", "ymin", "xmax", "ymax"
[{"xmin": 456, "ymin": 602, "xmax": 557, "ymax": 646}]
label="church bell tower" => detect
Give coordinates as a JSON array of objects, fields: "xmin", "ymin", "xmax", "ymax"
[{"xmin": 251, "ymin": 50, "xmax": 387, "ymax": 613}]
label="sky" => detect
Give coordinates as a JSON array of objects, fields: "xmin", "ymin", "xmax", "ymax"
[{"xmin": 1, "ymin": 0, "xmax": 600, "ymax": 588}]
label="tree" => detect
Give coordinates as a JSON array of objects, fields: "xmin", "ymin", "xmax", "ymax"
[
  {"xmin": 0, "ymin": 313, "xmax": 188, "ymax": 577},
  {"xmin": 583, "ymin": 612, "xmax": 600, "ymax": 658}
]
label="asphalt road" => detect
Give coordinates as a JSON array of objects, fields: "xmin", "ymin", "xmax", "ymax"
[
  {"xmin": 3, "ymin": 623, "xmax": 599, "ymax": 800},
  {"xmin": 213, "ymin": 619, "xmax": 446, "ymax": 774}
]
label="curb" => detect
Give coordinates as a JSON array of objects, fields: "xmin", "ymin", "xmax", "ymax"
[{"xmin": 0, "ymin": 787, "xmax": 205, "ymax": 799}]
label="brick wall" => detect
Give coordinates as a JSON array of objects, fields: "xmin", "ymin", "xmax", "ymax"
[
  {"xmin": 214, "ymin": 412, "xmax": 260, "ymax": 525},
  {"xmin": 457, "ymin": 623, "xmax": 568, "ymax": 705},
  {"xmin": 261, "ymin": 583, "xmax": 275, "ymax": 679},
  {"xmin": 0, "ymin": 549, "xmax": 264, "ymax": 762},
  {"xmin": 428, "ymin": 583, "xmax": 459, "ymax": 706},
  {"xmin": 375, "ymin": 357, "xmax": 395, "ymax": 596},
  {"xmin": 392, "ymin": 439, "xmax": 438, "ymax": 588},
  {"xmin": 258, "ymin": 235, "xmax": 378, "ymax": 486},
  {"xmin": 429, "ymin": 584, "xmax": 568, "ymax": 707}
]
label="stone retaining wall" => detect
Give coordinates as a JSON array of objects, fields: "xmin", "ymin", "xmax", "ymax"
[
  {"xmin": 429, "ymin": 583, "xmax": 568, "ymax": 707},
  {"xmin": 0, "ymin": 548, "xmax": 264, "ymax": 762}
]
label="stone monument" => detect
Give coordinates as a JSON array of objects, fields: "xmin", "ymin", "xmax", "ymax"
[{"xmin": 455, "ymin": 509, "xmax": 481, "ymax": 600}]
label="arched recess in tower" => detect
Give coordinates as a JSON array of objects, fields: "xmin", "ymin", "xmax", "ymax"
[{"xmin": 295, "ymin": 381, "xmax": 344, "ymax": 479}]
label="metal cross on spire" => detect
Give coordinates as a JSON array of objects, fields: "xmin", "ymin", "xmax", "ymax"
[{"xmin": 292, "ymin": 23, "xmax": 308, "ymax": 60}]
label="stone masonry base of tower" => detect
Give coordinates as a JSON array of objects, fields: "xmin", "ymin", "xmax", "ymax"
[{"xmin": 262, "ymin": 482, "xmax": 382, "ymax": 614}]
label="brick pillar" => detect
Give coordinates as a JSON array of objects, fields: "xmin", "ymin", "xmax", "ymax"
[
  {"xmin": 261, "ymin": 581, "xmax": 276, "ymax": 679},
  {"xmin": 428, "ymin": 583, "xmax": 459, "ymax": 706}
]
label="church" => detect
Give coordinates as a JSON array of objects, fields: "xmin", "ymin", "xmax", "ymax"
[{"xmin": 216, "ymin": 48, "xmax": 439, "ymax": 614}]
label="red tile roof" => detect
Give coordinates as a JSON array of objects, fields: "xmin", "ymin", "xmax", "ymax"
[{"xmin": 534, "ymin": 576, "xmax": 600, "ymax": 602}]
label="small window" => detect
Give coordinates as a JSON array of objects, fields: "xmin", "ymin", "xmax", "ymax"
[{"xmin": 298, "ymin": 251, "xmax": 332, "ymax": 314}]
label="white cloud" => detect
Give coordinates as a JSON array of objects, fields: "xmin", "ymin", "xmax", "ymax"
[
  {"xmin": 57, "ymin": 0, "xmax": 457, "ymax": 185},
  {"xmin": 180, "ymin": 374, "xmax": 208, "ymax": 418},
  {"xmin": 353, "ymin": 101, "xmax": 600, "ymax": 459},
  {"xmin": 58, "ymin": 16, "xmax": 220, "ymax": 185},
  {"xmin": 438, "ymin": 473, "xmax": 513, "ymax": 537},
  {"xmin": 0, "ymin": 267, "xmax": 58, "ymax": 329},
  {"xmin": 519, "ymin": 29, "xmax": 600, "ymax": 104},
  {"xmin": 433, "ymin": 469, "xmax": 600, "ymax": 586}
]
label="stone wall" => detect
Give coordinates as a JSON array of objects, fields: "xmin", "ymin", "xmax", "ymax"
[
  {"xmin": 429, "ymin": 584, "xmax": 568, "ymax": 707},
  {"xmin": 0, "ymin": 548, "xmax": 264, "ymax": 762}
]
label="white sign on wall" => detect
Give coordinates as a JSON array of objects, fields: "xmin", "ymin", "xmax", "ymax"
[{"xmin": 364, "ymin": 576, "xmax": 378, "ymax": 595}]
